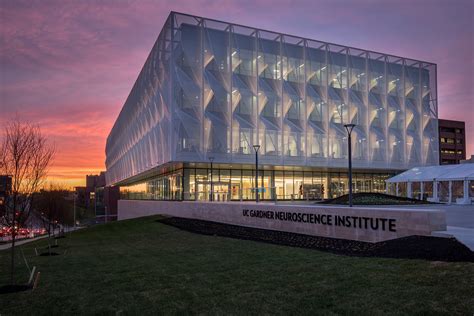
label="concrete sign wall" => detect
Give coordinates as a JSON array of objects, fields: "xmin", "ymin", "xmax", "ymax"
[{"xmin": 118, "ymin": 200, "xmax": 446, "ymax": 243}]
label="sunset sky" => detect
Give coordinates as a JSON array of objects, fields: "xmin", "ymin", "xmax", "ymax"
[{"xmin": 1, "ymin": 0, "xmax": 473, "ymax": 188}]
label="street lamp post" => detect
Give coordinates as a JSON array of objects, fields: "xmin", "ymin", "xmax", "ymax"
[
  {"xmin": 253, "ymin": 145, "xmax": 260, "ymax": 203},
  {"xmin": 209, "ymin": 156, "xmax": 214, "ymax": 202},
  {"xmin": 73, "ymin": 191, "xmax": 77, "ymax": 230},
  {"xmin": 344, "ymin": 124, "xmax": 356, "ymax": 207}
]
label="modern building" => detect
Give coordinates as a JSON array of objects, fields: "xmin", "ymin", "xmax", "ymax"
[
  {"xmin": 438, "ymin": 119, "xmax": 466, "ymax": 164},
  {"xmin": 105, "ymin": 11, "xmax": 439, "ymax": 202}
]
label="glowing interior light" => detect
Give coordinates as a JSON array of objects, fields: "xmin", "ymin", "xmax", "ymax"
[{"xmin": 231, "ymin": 51, "xmax": 237, "ymax": 56}]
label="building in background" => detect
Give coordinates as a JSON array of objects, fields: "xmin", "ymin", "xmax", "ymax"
[
  {"xmin": 77, "ymin": 172, "xmax": 119, "ymax": 222},
  {"xmin": 438, "ymin": 119, "xmax": 466, "ymax": 164},
  {"xmin": 86, "ymin": 173, "xmax": 105, "ymax": 209},
  {"xmin": 105, "ymin": 11, "xmax": 439, "ymax": 202}
]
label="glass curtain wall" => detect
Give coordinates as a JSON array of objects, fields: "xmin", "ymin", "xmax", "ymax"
[
  {"xmin": 120, "ymin": 167, "xmax": 392, "ymax": 201},
  {"xmin": 306, "ymin": 41, "xmax": 328, "ymax": 163},
  {"xmin": 156, "ymin": 12, "xmax": 439, "ymax": 183},
  {"xmin": 387, "ymin": 56, "xmax": 405, "ymax": 167},
  {"xmin": 106, "ymin": 13, "xmax": 438, "ymax": 187}
]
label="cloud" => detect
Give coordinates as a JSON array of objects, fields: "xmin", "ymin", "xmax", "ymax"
[{"xmin": 1, "ymin": 0, "xmax": 473, "ymax": 187}]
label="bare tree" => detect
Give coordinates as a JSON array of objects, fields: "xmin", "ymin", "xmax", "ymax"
[{"xmin": 0, "ymin": 119, "xmax": 54, "ymax": 285}]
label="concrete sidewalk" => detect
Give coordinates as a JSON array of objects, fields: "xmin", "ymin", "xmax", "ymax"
[
  {"xmin": 378, "ymin": 204, "xmax": 474, "ymax": 250},
  {"xmin": 0, "ymin": 227, "xmax": 85, "ymax": 251},
  {"xmin": 434, "ymin": 226, "xmax": 474, "ymax": 251},
  {"xmin": 0, "ymin": 235, "xmax": 49, "ymax": 251}
]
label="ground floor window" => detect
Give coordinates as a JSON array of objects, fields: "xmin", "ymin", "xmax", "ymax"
[{"xmin": 119, "ymin": 165, "xmax": 393, "ymax": 201}]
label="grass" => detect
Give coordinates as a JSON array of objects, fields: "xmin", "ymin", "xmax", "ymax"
[
  {"xmin": 0, "ymin": 215, "xmax": 473, "ymax": 315},
  {"xmin": 321, "ymin": 192, "xmax": 436, "ymax": 205}
]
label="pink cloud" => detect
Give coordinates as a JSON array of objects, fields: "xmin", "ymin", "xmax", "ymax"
[{"xmin": 1, "ymin": 0, "xmax": 473, "ymax": 187}]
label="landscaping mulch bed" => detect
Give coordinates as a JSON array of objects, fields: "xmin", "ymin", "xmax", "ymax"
[{"xmin": 158, "ymin": 217, "xmax": 474, "ymax": 262}]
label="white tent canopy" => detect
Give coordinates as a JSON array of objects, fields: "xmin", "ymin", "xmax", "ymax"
[{"xmin": 387, "ymin": 164, "xmax": 474, "ymax": 183}]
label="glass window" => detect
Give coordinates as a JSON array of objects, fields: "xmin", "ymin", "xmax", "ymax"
[
  {"xmin": 284, "ymin": 171, "xmax": 294, "ymax": 199},
  {"xmin": 261, "ymin": 53, "xmax": 281, "ymax": 80},
  {"xmin": 285, "ymin": 57, "xmax": 305, "ymax": 83},
  {"xmin": 230, "ymin": 169, "xmax": 241, "ymax": 200},
  {"xmin": 309, "ymin": 133, "xmax": 326, "ymax": 158},
  {"xmin": 287, "ymin": 99, "xmax": 304, "ymax": 121},
  {"xmin": 242, "ymin": 170, "xmax": 254, "ymax": 200},
  {"xmin": 329, "ymin": 64, "xmax": 347, "ymax": 89},
  {"xmin": 264, "ymin": 130, "xmax": 280, "ymax": 155},
  {"xmin": 183, "ymin": 168, "xmax": 195, "ymax": 200},
  {"xmin": 309, "ymin": 101, "xmax": 325, "ymax": 122},
  {"xmin": 261, "ymin": 96, "xmax": 280, "ymax": 118},
  {"xmin": 275, "ymin": 171, "xmax": 284, "ymax": 200},
  {"xmin": 294, "ymin": 172, "xmax": 304, "ymax": 199},
  {"xmin": 233, "ymin": 49, "xmax": 255, "ymax": 76}
]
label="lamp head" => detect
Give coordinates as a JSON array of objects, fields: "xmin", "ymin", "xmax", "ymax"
[
  {"xmin": 208, "ymin": 156, "xmax": 214, "ymax": 162},
  {"xmin": 344, "ymin": 123, "xmax": 356, "ymax": 134},
  {"xmin": 253, "ymin": 144, "xmax": 261, "ymax": 152}
]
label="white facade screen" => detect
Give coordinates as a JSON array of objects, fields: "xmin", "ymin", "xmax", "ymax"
[{"xmin": 105, "ymin": 12, "xmax": 439, "ymax": 186}]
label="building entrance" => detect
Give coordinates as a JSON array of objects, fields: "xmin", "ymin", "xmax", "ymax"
[{"xmin": 195, "ymin": 181, "xmax": 231, "ymax": 201}]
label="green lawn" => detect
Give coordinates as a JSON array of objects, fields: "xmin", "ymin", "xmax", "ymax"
[{"xmin": 1, "ymin": 216, "xmax": 473, "ymax": 315}]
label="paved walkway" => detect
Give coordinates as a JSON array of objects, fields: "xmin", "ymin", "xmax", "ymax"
[
  {"xmin": 0, "ymin": 227, "xmax": 84, "ymax": 251},
  {"xmin": 437, "ymin": 205, "xmax": 474, "ymax": 250},
  {"xmin": 0, "ymin": 235, "xmax": 49, "ymax": 251},
  {"xmin": 360, "ymin": 204, "xmax": 474, "ymax": 250},
  {"xmin": 443, "ymin": 226, "xmax": 474, "ymax": 251}
]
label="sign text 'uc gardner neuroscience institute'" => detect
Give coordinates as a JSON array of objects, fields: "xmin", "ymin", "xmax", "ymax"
[{"xmin": 242, "ymin": 209, "xmax": 396, "ymax": 232}]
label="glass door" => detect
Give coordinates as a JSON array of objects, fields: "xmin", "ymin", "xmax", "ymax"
[
  {"xmin": 196, "ymin": 181, "xmax": 210, "ymax": 201},
  {"xmin": 213, "ymin": 182, "xmax": 231, "ymax": 201}
]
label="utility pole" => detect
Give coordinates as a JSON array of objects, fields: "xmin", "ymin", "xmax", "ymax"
[{"xmin": 73, "ymin": 191, "xmax": 77, "ymax": 229}]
